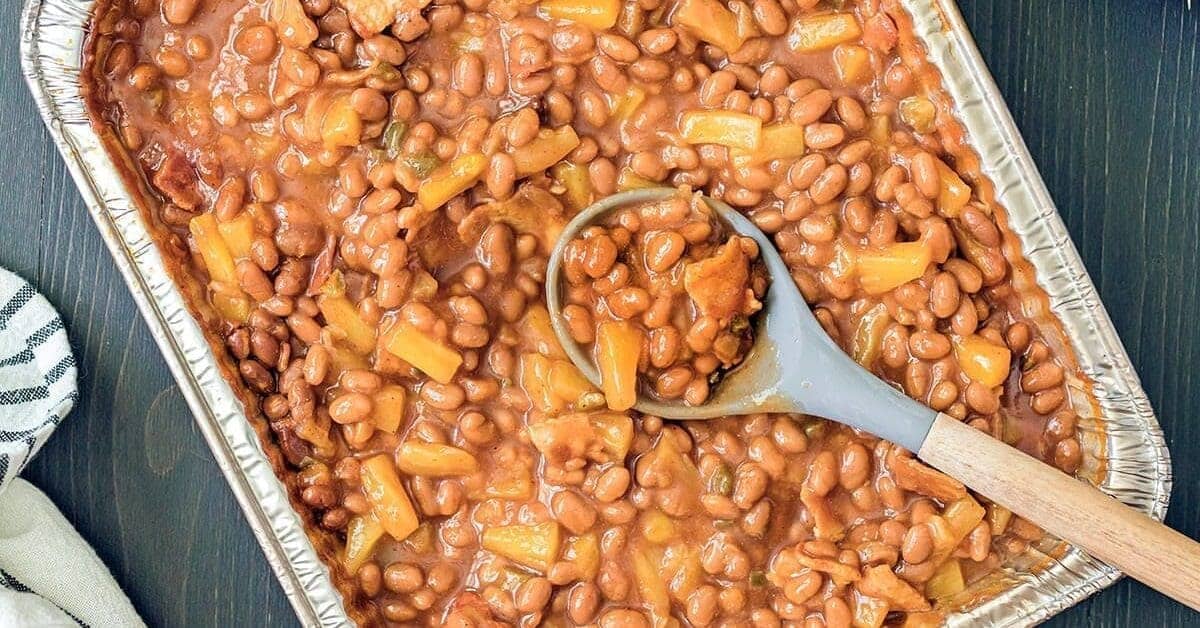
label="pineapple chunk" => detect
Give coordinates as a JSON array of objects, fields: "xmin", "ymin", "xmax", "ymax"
[
  {"xmin": 385, "ymin": 322, "xmax": 463, "ymax": 384},
  {"xmin": 790, "ymin": 13, "xmax": 862, "ymax": 53},
  {"xmin": 672, "ymin": 0, "xmax": 746, "ymax": 54},
  {"xmin": 217, "ymin": 213, "xmax": 256, "ymax": 260},
  {"xmin": 850, "ymin": 303, "xmax": 891, "ymax": 367},
  {"xmin": 359, "ymin": 455, "xmax": 420, "ymax": 542},
  {"xmin": 372, "ymin": 384, "xmax": 407, "ymax": 433},
  {"xmin": 834, "ymin": 44, "xmax": 872, "ymax": 85},
  {"xmin": 924, "ymin": 558, "xmax": 965, "ymax": 601},
  {"xmin": 520, "ymin": 353, "xmax": 559, "ymax": 413},
  {"xmin": 563, "ymin": 533, "xmax": 601, "ymax": 580},
  {"xmin": 632, "ymin": 545, "xmax": 671, "ymax": 619},
  {"xmin": 731, "ymin": 123, "xmax": 807, "ymax": 167},
  {"xmin": 595, "ymin": 320, "xmax": 643, "ymax": 411},
  {"xmin": 189, "ymin": 214, "xmax": 238, "ymax": 286},
  {"xmin": 552, "ymin": 161, "xmax": 593, "ymax": 210},
  {"xmin": 609, "ymin": 85, "xmax": 647, "ymax": 123},
  {"xmin": 926, "ymin": 496, "xmax": 986, "ymax": 566},
  {"xmin": 617, "ymin": 167, "xmax": 658, "ymax": 191},
  {"xmin": 852, "ymin": 593, "xmax": 890, "ymax": 628},
  {"xmin": 856, "ymin": 241, "xmax": 931, "ymax": 295},
  {"xmin": 512, "ymin": 126, "xmax": 581, "ymax": 177},
  {"xmin": 317, "ymin": 293, "xmax": 377, "ymax": 355},
  {"xmin": 540, "ymin": 0, "xmax": 619, "ymax": 29},
  {"xmin": 679, "ymin": 110, "xmax": 763, "ymax": 151},
  {"xmin": 953, "ymin": 334, "xmax": 1011, "ymax": 388},
  {"xmin": 211, "ymin": 292, "xmax": 251, "ymax": 323},
  {"xmin": 519, "ymin": 305, "xmax": 568, "ymax": 358},
  {"xmin": 343, "ymin": 514, "xmax": 386, "ymax": 575},
  {"xmin": 527, "ymin": 412, "xmax": 634, "ymax": 464},
  {"xmin": 640, "ymin": 509, "xmax": 676, "ymax": 545},
  {"xmin": 482, "ymin": 522, "xmax": 562, "ymax": 572},
  {"xmin": 321, "ymin": 96, "xmax": 363, "ymax": 149},
  {"xmin": 397, "ymin": 442, "xmax": 479, "ymax": 476},
  {"xmin": 987, "ymin": 503, "xmax": 1013, "ymax": 536},
  {"xmin": 417, "ymin": 152, "xmax": 486, "ymax": 211},
  {"xmin": 662, "ymin": 542, "xmax": 704, "ymax": 601},
  {"xmin": 935, "ymin": 158, "xmax": 971, "ymax": 217}
]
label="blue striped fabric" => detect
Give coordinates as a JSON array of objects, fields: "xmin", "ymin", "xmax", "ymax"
[{"xmin": 0, "ymin": 267, "xmax": 79, "ymax": 624}]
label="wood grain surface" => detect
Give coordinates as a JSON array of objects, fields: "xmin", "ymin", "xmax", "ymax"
[{"xmin": 0, "ymin": 1, "xmax": 1196, "ymax": 626}]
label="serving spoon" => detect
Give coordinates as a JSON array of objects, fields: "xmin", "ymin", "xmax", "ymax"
[{"xmin": 545, "ymin": 187, "xmax": 1200, "ymax": 611}]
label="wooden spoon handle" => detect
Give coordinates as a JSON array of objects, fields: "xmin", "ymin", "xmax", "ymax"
[{"xmin": 918, "ymin": 412, "xmax": 1200, "ymax": 611}]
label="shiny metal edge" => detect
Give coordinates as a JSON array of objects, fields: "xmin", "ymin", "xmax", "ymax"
[
  {"xmin": 904, "ymin": 1, "xmax": 1173, "ymax": 626},
  {"xmin": 19, "ymin": 0, "xmax": 1171, "ymax": 625},
  {"xmin": 19, "ymin": 0, "xmax": 353, "ymax": 626}
]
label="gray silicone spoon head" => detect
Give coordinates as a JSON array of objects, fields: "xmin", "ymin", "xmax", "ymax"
[{"xmin": 545, "ymin": 187, "xmax": 937, "ymax": 452}]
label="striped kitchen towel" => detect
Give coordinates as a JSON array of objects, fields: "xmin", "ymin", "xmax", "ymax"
[{"xmin": 0, "ymin": 267, "xmax": 144, "ymax": 627}]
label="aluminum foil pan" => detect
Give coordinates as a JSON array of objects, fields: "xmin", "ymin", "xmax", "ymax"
[{"xmin": 20, "ymin": 0, "xmax": 1170, "ymax": 625}]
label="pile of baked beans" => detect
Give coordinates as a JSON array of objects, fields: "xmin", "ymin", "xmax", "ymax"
[
  {"xmin": 561, "ymin": 192, "xmax": 767, "ymax": 408},
  {"xmin": 89, "ymin": 0, "xmax": 1083, "ymax": 624}
]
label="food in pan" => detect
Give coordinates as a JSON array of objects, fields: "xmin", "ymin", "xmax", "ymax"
[{"xmin": 85, "ymin": 0, "xmax": 1086, "ymax": 624}]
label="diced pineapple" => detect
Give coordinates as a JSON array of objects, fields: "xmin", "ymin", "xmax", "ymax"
[
  {"xmin": 518, "ymin": 305, "xmax": 568, "ymax": 358},
  {"xmin": 552, "ymin": 161, "xmax": 593, "ymax": 209},
  {"xmin": 953, "ymin": 334, "xmax": 1011, "ymax": 388},
  {"xmin": 550, "ymin": 359, "xmax": 597, "ymax": 405},
  {"xmin": 482, "ymin": 521, "xmax": 562, "ymax": 572},
  {"xmin": 372, "ymin": 384, "xmax": 406, "ymax": 433},
  {"xmin": 359, "ymin": 455, "xmax": 420, "ymax": 542},
  {"xmin": 856, "ymin": 241, "xmax": 932, "ymax": 295},
  {"xmin": 211, "ymin": 292, "xmax": 251, "ymax": 323},
  {"xmin": 343, "ymin": 514, "xmax": 386, "ymax": 575},
  {"xmin": 927, "ymin": 496, "xmax": 986, "ymax": 566},
  {"xmin": 617, "ymin": 167, "xmax": 658, "ymax": 191},
  {"xmin": 527, "ymin": 412, "xmax": 634, "ymax": 463},
  {"xmin": 595, "ymin": 320, "xmax": 643, "ymax": 411},
  {"xmin": 512, "ymin": 126, "xmax": 581, "ymax": 177},
  {"xmin": 631, "ymin": 545, "xmax": 671, "ymax": 618},
  {"xmin": 609, "ymin": 85, "xmax": 646, "ymax": 123},
  {"xmin": 189, "ymin": 214, "xmax": 238, "ymax": 285},
  {"xmin": 470, "ymin": 462, "xmax": 535, "ymax": 501},
  {"xmin": 563, "ymin": 533, "xmax": 600, "ymax": 580},
  {"xmin": 397, "ymin": 442, "xmax": 479, "ymax": 476},
  {"xmin": 850, "ymin": 303, "xmax": 891, "ymax": 367},
  {"xmin": 672, "ymin": 0, "xmax": 746, "ymax": 54},
  {"xmin": 834, "ymin": 44, "xmax": 872, "ymax": 85},
  {"xmin": 661, "ymin": 542, "xmax": 704, "ymax": 601},
  {"xmin": 321, "ymin": 96, "xmax": 363, "ymax": 149},
  {"xmin": 987, "ymin": 503, "xmax": 1013, "ymax": 536},
  {"xmin": 540, "ymin": 0, "xmax": 619, "ymax": 30},
  {"xmin": 731, "ymin": 123, "xmax": 807, "ymax": 167},
  {"xmin": 317, "ymin": 294, "xmax": 377, "ymax": 355},
  {"xmin": 520, "ymin": 353, "xmax": 559, "ymax": 413},
  {"xmin": 640, "ymin": 510, "xmax": 676, "ymax": 545},
  {"xmin": 217, "ymin": 213, "xmax": 256, "ymax": 260},
  {"xmin": 935, "ymin": 158, "xmax": 971, "ymax": 217},
  {"xmin": 790, "ymin": 13, "xmax": 863, "ymax": 53},
  {"xmin": 679, "ymin": 110, "xmax": 763, "ymax": 150},
  {"xmin": 899, "ymin": 96, "xmax": 936, "ymax": 134},
  {"xmin": 852, "ymin": 593, "xmax": 890, "ymax": 628},
  {"xmin": 417, "ymin": 152, "xmax": 486, "ymax": 211},
  {"xmin": 385, "ymin": 322, "xmax": 463, "ymax": 384},
  {"xmin": 857, "ymin": 565, "xmax": 930, "ymax": 612},
  {"xmin": 868, "ymin": 113, "xmax": 891, "ymax": 146},
  {"xmin": 924, "ymin": 558, "xmax": 965, "ymax": 601}
]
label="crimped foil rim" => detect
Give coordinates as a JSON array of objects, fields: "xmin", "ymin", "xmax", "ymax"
[{"xmin": 19, "ymin": 0, "xmax": 1171, "ymax": 625}]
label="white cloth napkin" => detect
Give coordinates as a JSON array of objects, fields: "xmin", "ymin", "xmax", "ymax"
[{"xmin": 0, "ymin": 267, "xmax": 143, "ymax": 627}]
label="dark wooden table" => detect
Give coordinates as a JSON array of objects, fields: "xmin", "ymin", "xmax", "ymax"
[{"xmin": 1, "ymin": 1, "xmax": 1197, "ymax": 626}]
